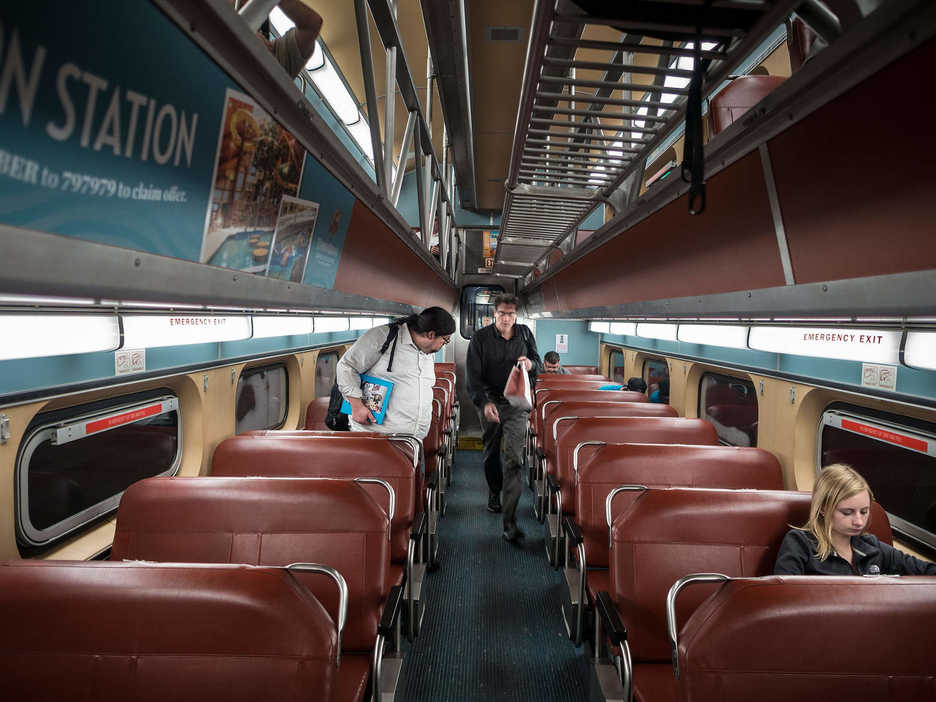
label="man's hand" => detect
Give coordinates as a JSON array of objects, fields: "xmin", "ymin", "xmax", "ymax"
[
  {"xmin": 483, "ymin": 402, "xmax": 500, "ymax": 423},
  {"xmin": 348, "ymin": 396, "xmax": 376, "ymax": 425},
  {"xmin": 516, "ymin": 356, "xmax": 533, "ymax": 372}
]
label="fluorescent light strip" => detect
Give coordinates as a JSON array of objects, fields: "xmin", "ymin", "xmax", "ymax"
[
  {"xmin": 371, "ymin": 317, "xmax": 390, "ymax": 326},
  {"xmin": 609, "ymin": 322, "xmax": 636, "ymax": 336},
  {"xmin": 0, "ymin": 314, "xmax": 120, "ymax": 360},
  {"xmin": 677, "ymin": 324, "xmax": 749, "ymax": 349},
  {"xmin": 349, "ymin": 317, "xmax": 374, "ymax": 330},
  {"xmin": 122, "ymin": 315, "xmax": 251, "ymax": 349},
  {"xmin": 636, "ymin": 322, "xmax": 678, "ymax": 341},
  {"xmin": 0, "ymin": 294, "xmax": 96, "ymax": 306},
  {"xmin": 588, "ymin": 321, "xmax": 610, "ymax": 334},
  {"xmin": 904, "ymin": 331, "xmax": 936, "ymax": 371},
  {"xmin": 251, "ymin": 316, "xmax": 314, "ymax": 338},
  {"xmin": 748, "ymin": 326, "xmax": 901, "ymax": 364},
  {"xmin": 315, "ymin": 316, "xmax": 350, "ymax": 333}
]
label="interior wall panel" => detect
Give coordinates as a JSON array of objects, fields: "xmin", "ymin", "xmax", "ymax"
[
  {"xmin": 334, "ymin": 201, "xmax": 456, "ymax": 309},
  {"xmin": 543, "ymin": 152, "xmax": 784, "ymax": 312},
  {"xmin": 770, "ymin": 38, "xmax": 936, "ymax": 284}
]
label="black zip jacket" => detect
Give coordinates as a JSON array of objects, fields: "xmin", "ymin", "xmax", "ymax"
[
  {"xmin": 774, "ymin": 529, "xmax": 936, "ymax": 576},
  {"xmin": 466, "ymin": 323, "xmax": 540, "ymax": 409}
]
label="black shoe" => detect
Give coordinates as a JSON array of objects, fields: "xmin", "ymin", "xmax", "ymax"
[
  {"xmin": 503, "ymin": 525, "xmax": 525, "ymax": 543},
  {"xmin": 487, "ymin": 492, "xmax": 502, "ymax": 513}
]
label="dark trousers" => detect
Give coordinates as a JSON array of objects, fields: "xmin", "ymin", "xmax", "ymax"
[{"xmin": 480, "ymin": 400, "xmax": 529, "ymax": 528}]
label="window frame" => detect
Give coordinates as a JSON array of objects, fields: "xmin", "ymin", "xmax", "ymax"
[
  {"xmin": 235, "ymin": 362, "xmax": 289, "ymax": 434},
  {"xmin": 698, "ymin": 371, "xmax": 759, "ymax": 447},
  {"xmin": 16, "ymin": 393, "xmax": 182, "ymax": 548},
  {"xmin": 459, "ymin": 285, "xmax": 504, "ymax": 340},
  {"xmin": 817, "ymin": 406, "xmax": 936, "ymax": 550},
  {"xmin": 642, "ymin": 356, "xmax": 670, "ymax": 385}
]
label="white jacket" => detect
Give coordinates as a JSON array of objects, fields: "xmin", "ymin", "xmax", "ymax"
[{"xmin": 336, "ymin": 323, "xmax": 435, "ymax": 439}]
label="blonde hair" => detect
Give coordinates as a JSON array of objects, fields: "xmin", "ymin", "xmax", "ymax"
[{"xmin": 801, "ymin": 463, "xmax": 873, "ymax": 561}]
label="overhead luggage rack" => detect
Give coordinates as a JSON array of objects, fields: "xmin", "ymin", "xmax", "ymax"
[{"xmin": 497, "ymin": 0, "xmax": 801, "ymax": 277}]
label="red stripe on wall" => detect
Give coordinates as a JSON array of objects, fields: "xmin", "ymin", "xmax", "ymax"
[{"xmin": 333, "ymin": 201, "xmax": 456, "ymax": 309}]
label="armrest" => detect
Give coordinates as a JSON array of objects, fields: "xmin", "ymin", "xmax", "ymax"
[
  {"xmin": 563, "ymin": 517, "xmax": 583, "ymax": 546},
  {"xmin": 596, "ymin": 591, "xmax": 628, "ymax": 648},
  {"xmin": 410, "ymin": 511, "xmax": 427, "ymax": 540},
  {"xmin": 377, "ymin": 584, "xmax": 405, "ymax": 637},
  {"xmin": 536, "ymin": 447, "xmax": 545, "ymax": 460},
  {"xmin": 545, "ymin": 473, "xmax": 560, "ymax": 494},
  {"xmin": 425, "ymin": 471, "xmax": 439, "ymax": 490}
]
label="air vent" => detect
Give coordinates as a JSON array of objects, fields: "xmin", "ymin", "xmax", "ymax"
[{"xmin": 487, "ymin": 26, "xmax": 523, "ymax": 42}]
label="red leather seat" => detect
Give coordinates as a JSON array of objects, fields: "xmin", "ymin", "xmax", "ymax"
[
  {"xmin": 710, "ymin": 74, "xmax": 787, "ymax": 136},
  {"xmin": 550, "ymin": 417, "xmax": 719, "ymax": 518},
  {"xmin": 304, "ymin": 396, "xmax": 331, "ymax": 429},
  {"xmin": 531, "ymin": 388, "xmax": 647, "ymax": 451},
  {"xmin": 561, "ymin": 444, "xmax": 782, "ymax": 644},
  {"xmin": 112, "ymin": 477, "xmax": 392, "ymax": 702},
  {"xmin": 602, "ymin": 487, "xmax": 891, "ymax": 702},
  {"xmin": 0, "ymin": 560, "xmax": 338, "ymax": 701},
  {"xmin": 533, "ymin": 401, "xmax": 677, "ymax": 520},
  {"xmin": 211, "ymin": 435, "xmax": 419, "ymax": 571},
  {"xmin": 676, "ymin": 575, "xmax": 936, "ymax": 701},
  {"xmin": 564, "ymin": 365, "xmax": 600, "ymax": 375}
]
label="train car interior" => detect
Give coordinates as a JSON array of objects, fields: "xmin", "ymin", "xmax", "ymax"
[{"xmin": 1, "ymin": 0, "xmax": 935, "ymax": 700}]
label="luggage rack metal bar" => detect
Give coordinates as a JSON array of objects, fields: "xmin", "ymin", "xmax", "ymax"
[
  {"xmin": 538, "ymin": 75, "xmax": 691, "ymax": 95},
  {"xmin": 537, "ymin": 106, "xmax": 672, "ymax": 123},
  {"xmin": 552, "ymin": 13, "xmax": 745, "ymax": 39},
  {"xmin": 530, "ymin": 117, "xmax": 662, "ymax": 134},
  {"xmin": 547, "ymin": 35, "xmax": 729, "ymax": 59},
  {"xmin": 535, "ymin": 91, "xmax": 680, "ymax": 109},
  {"xmin": 526, "ymin": 131, "xmax": 649, "ymax": 145},
  {"xmin": 542, "ymin": 56, "xmax": 696, "ymax": 79}
]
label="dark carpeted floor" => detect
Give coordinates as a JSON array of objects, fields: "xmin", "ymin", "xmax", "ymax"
[{"xmin": 396, "ymin": 449, "xmax": 591, "ymax": 701}]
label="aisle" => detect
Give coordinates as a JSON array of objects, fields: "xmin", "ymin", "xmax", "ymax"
[{"xmin": 396, "ymin": 449, "xmax": 591, "ymax": 701}]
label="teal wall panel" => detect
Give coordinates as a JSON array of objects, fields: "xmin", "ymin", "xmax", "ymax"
[{"xmin": 534, "ymin": 320, "xmax": 598, "ymax": 366}]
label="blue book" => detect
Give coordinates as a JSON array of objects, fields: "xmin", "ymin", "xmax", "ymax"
[
  {"xmin": 599, "ymin": 384, "xmax": 624, "ymax": 390},
  {"xmin": 340, "ymin": 374, "xmax": 394, "ymax": 425}
]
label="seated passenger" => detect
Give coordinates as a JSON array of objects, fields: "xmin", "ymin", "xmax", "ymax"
[
  {"xmin": 774, "ymin": 463, "xmax": 936, "ymax": 576},
  {"xmin": 626, "ymin": 377, "xmax": 647, "ymax": 393},
  {"xmin": 542, "ymin": 351, "xmax": 569, "ymax": 374},
  {"xmin": 648, "ymin": 378, "xmax": 669, "ymax": 403}
]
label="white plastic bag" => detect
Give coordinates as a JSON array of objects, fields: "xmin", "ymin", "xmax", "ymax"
[{"xmin": 503, "ymin": 361, "xmax": 532, "ymax": 411}]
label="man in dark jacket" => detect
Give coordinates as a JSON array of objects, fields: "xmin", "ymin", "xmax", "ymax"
[{"xmin": 466, "ymin": 293, "xmax": 540, "ymax": 542}]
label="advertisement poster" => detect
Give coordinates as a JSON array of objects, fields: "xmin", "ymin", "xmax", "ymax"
[
  {"xmin": 482, "ymin": 229, "xmax": 499, "ymax": 269},
  {"xmin": 200, "ymin": 89, "xmax": 307, "ymax": 272},
  {"xmin": 265, "ymin": 195, "xmax": 318, "ymax": 283}
]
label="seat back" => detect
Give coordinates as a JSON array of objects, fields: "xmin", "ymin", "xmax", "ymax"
[
  {"xmin": 539, "ymin": 401, "xmax": 677, "ymax": 469},
  {"xmin": 609, "ymin": 488, "xmax": 892, "ymax": 662},
  {"xmin": 677, "ymin": 576, "xmax": 936, "ymax": 702},
  {"xmin": 434, "ymin": 362, "xmax": 456, "ymax": 374},
  {"xmin": 710, "ymin": 75, "xmax": 786, "ymax": 136},
  {"xmin": 0, "ymin": 560, "xmax": 337, "ymax": 702},
  {"xmin": 564, "ymin": 365, "xmax": 600, "ymax": 375},
  {"xmin": 576, "ymin": 443, "xmax": 783, "ymax": 567},
  {"xmin": 552, "ymin": 417, "xmax": 719, "ymax": 513},
  {"xmin": 211, "ymin": 435, "xmax": 417, "ymax": 563},
  {"xmin": 424, "ymin": 395, "xmax": 445, "ymax": 467},
  {"xmin": 304, "ymin": 397, "xmax": 331, "ymax": 430},
  {"xmin": 113, "ymin": 476, "xmax": 389, "ymax": 652},
  {"xmin": 533, "ymin": 388, "xmax": 647, "ymax": 438}
]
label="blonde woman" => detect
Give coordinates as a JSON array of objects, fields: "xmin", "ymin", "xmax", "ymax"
[{"xmin": 774, "ymin": 464, "xmax": 936, "ymax": 576}]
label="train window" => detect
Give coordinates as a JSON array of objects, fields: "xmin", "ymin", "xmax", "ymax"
[
  {"xmin": 16, "ymin": 392, "xmax": 181, "ymax": 548},
  {"xmin": 820, "ymin": 409, "xmax": 936, "ymax": 550},
  {"xmin": 643, "ymin": 357, "xmax": 670, "ymax": 403},
  {"xmin": 235, "ymin": 364, "xmax": 288, "ymax": 433},
  {"xmin": 610, "ymin": 350, "xmax": 627, "ymax": 383},
  {"xmin": 699, "ymin": 373, "xmax": 759, "ymax": 447},
  {"xmin": 315, "ymin": 351, "xmax": 338, "ymax": 398},
  {"xmin": 460, "ymin": 285, "xmax": 504, "ymax": 339}
]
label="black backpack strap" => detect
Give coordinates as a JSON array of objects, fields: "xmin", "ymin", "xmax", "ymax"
[{"xmin": 379, "ymin": 323, "xmax": 402, "ymax": 373}]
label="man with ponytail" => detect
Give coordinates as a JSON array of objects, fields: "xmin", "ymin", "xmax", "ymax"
[
  {"xmin": 774, "ymin": 464, "xmax": 936, "ymax": 575},
  {"xmin": 336, "ymin": 307, "xmax": 455, "ymax": 439}
]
